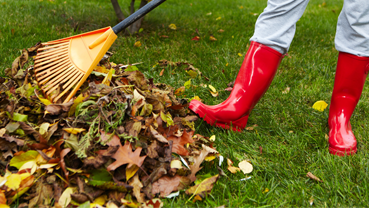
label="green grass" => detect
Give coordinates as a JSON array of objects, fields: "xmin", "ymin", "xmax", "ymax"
[{"xmin": 2, "ymin": 0, "xmax": 369, "ymax": 207}]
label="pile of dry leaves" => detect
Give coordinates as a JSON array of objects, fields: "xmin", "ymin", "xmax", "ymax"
[{"xmin": 0, "ymin": 43, "xmax": 222, "ymax": 208}]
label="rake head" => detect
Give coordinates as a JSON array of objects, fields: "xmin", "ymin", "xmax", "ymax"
[{"xmin": 34, "ymin": 27, "xmax": 117, "ymax": 103}]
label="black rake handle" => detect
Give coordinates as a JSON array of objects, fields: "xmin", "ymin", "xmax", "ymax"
[{"xmin": 112, "ymin": 0, "xmax": 166, "ymax": 34}]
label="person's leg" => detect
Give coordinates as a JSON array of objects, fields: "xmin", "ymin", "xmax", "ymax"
[
  {"xmin": 251, "ymin": 0, "xmax": 310, "ymax": 54},
  {"xmin": 329, "ymin": 0, "xmax": 369, "ymax": 156},
  {"xmin": 189, "ymin": 0, "xmax": 310, "ymax": 131}
]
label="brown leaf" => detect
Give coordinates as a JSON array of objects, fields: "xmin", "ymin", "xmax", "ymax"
[
  {"xmin": 188, "ymin": 148, "xmax": 211, "ymax": 182},
  {"xmin": 167, "ymin": 130, "xmax": 194, "ymax": 156},
  {"xmin": 150, "ymin": 125, "xmax": 168, "ymax": 143},
  {"xmin": 128, "ymin": 121, "xmax": 142, "ymax": 138},
  {"xmin": 71, "ymin": 193, "xmax": 92, "ymax": 204},
  {"xmin": 129, "ymin": 174, "xmax": 145, "ymax": 203},
  {"xmin": 28, "ymin": 178, "xmax": 54, "ymax": 208},
  {"xmin": 3, "ymin": 134, "xmax": 24, "ymax": 146},
  {"xmin": 107, "ymin": 141, "xmax": 147, "ymax": 171},
  {"xmin": 60, "ymin": 148, "xmax": 71, "ymax": 185},
  {"xmin": 19, "ymin": 122, "xmax": 42, "ymax": 141},
  {"xmin": 147, "ymin": 140, "xmax": 159, "ymax": 159},
  {"xmin": 45, "ymin": 101, "xmax": 73, "ymax": 115},
  {"xmin": 224, "ymin": 87, "xmax": 233, "ymax": 91},
  {"xmin": 84, "ymin": 146, "xmax": 119, "ymax": 169},
  {"xmin": 159, "ymin": 68, "xmax": 165, "ymax": 76},
  {"xmin": 151, "ymin": 175, "xmax": 189, "ymax": 197},
  {"xmin": 307, "ymin": 172, "xmax": 322, "ymax": 182},
  {"xmin": 100, "ymin": 131, "xmax": 121, "ymax": 147},
  {"xmin": 0, "ymin": 190, "xmax": 6, "ymax": 205}
]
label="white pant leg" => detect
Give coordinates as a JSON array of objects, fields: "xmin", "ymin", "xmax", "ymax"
[
  {"xmin": 250, "ymin": 0, "xmax": 310, "ymax": 54},
  {"xmin": 335, "ymin": 0, "xmax": 369, "ymax": 57}
]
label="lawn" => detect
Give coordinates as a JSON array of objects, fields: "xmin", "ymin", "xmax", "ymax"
[{"xmin": 2, "ymin": 0, "xmax": 369, "ymax": 207}]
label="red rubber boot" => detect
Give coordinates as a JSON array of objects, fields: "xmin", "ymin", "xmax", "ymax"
[
  {"xmin": 328, "ymin": 52, "xmax": 369, "ymax": 156},
  {"xmin": 189, "ymin": 41, "xmax": 283, "ymax": 131}
]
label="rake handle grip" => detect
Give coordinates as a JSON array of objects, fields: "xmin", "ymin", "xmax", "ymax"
[{"xmin": 112, "ymin": 0, "xmax": 166, "ymax": 34}]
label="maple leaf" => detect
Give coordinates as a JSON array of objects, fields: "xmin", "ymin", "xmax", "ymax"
[
  {"xmin": 167, "ymin": 130, "xmax": 194, "ymax": 156},
  {"xmin": 107, "ymin": 141, "xmax": 147, "ymax": 171}
]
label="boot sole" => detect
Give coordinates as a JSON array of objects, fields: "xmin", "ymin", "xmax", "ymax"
[
  {"xmin": 189, "ymin": 102, "xmax": 248, "ymax": 132},
  {"xmin": 329, "ymin": 146, "xmax": 357, "ymax": 156}
]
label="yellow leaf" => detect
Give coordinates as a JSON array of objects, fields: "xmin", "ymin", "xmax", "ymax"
[
  {"xmin": 126, "ymin": 165, "xmax": 139, "ymax": 181},
  {"xmin": 106, "ymin": 201, "xmax": 118, "ymax": 208},
  {"xmin": 121, "ymin": 199, "xmax": 140, "ymax": 207},
  {"xmin": 168, "ymin": 23, "xmax": 177, "ymax": 30},
  {"xmin": 238, "ymin": 160, "xmax": 253, "ymax": 174},
  {"xmin": 36, "ymin": 91, "xmax": 52, "ymax": 105},
  {"xmin": 0, "ymin": 205, "xmax": 9, "ymax": 208},
  {"xmin": 238, "ymin": 53, "xmax": 243, "ymax": 57},
  {"xmin": 184, "ymin": 79, "xmax": 192, "ymax": 89},
  {"xmin": 226, "ymin": 63, "xmax": 228, "ymax": 66},
  {"xmin": 68, "ymin": 93, "xmax": 88, "ymax": 117},
  {"xmin": 63, "ymin": 128, "xmax": 86, "ymax": 134},
  {"xmin": 134, "ymin": 41, "xmax": 142, "ymax": 47},
  {"xmin": 5, "ymin": 174, "xmax": 22, "ymax": 190},
  {"xmin": 193, "ymin": 195, "xmax": 202, "ymax": 202},
  {"xmin": 262, "ymin": 188, "xmax": 269, "ymax": 194},
  {"xmin": 93, "ymin": 195, "xmax": 107, "ymax": 206},
  {"xmin": 174, "ymin": 86, "xmax": 185, "ymax": 96},
  {"xmin": 102, "ymin": 68, "xmax": 115, "ymax": 86},
  {"xmin": 227, "ymin": 158, "xmax": 240, "ymax": 174},
  {"xmin": 209, "ymin": 36, "xmax": 217, "ymax": 41},
  {"xmin": 205, "ymin": 155, "xmax": 216, "ymax": 161},
  {"xmin": 186, "ymin": 70, "xmax": 198, "ymax": 78},
  {"xmin": 216, "ymin": 17, "xmax": 221, "ymax": 20},
  {"xmin": 94, "ymin": 65, "xmax": 109, "ymax": 73},
  {"xmin": 239, "ymin": 5, "xmax": 244, "ymax": 9},
  {"xmin": 191, "ymin": 96, "xmax": 201, "ymax": 101},
  {"xmin": 208, "ymin": 85, "xmax": 217, "ymax": 93},
  {"xmin": 209, "ymin": 135, "xmax": 216, "ymax": 141},
  {"xmin": 312, "ymin": 100, "xmax": 328, "ymax": 112}
]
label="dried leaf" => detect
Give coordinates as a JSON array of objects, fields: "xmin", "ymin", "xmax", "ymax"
[
  {"xmin": 306, "ymin": 172, "xmax": 322, "ymax": 182},
  {"xmin": 152, "ymin": 175, "xmax": 190, "ymax": 197},
  {"xmin": 63, "ymin": 128, "xmax": 86, "ymax": 134},
  {"xmin": 188, "ymin": 148, "xmax": 211, "ymax": 182},
  {"xmin": 126, "ymin": 164, "xmax": 139, "ymax": 181},
  {"xmin": 191, "ymin": 36, "xmax": 200, "ymax": 41},
  {"xmin": 150, "ymin": 125, "xmax": 168, "ymax": 143},
  {"xmin": 185, "ymin": 174, "xmax": 219, "ymax": 195},
  {"xmin": 238, "ymin": 160, "xmax": 253, "ymax": 174},
  {"xmin": 168, "ymin": 130, "xmax": 194, "ymax": 156},
  {"xmin": 227, "ymin": 158, "xmax": 240, "ymax": 174},
  {"xmin": 59, "ymin": 187, "xmax": 77, "ymax": 208},
  {"xmin": 107, "ymin": 141, "xmax": 147, "ymax": 171},
  {"xmin": 129, "ymin": 174, "xmax": 145, "ymax": 203}
]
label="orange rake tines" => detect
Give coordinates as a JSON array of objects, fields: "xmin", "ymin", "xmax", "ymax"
[{"xmin": 34, "ymin": 0, "xmax": 166, "ymax": 103}]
